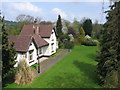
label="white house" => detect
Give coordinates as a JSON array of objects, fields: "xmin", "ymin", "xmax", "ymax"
[{"xmin": 9, "ymin": 24, "xmax": 58, "ymax": 67}]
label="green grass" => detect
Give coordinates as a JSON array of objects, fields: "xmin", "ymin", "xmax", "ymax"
[{"xmin": 5, "ymin": 45, "xmax": 101, "ymax": 88}]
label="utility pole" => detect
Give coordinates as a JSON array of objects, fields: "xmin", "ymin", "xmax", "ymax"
[{"xmin": 38, "ymin": 58, "xmax": 40, "ymax": 73}]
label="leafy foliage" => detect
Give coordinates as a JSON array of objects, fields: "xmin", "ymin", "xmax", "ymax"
[
  {"xmin": 56, "ymin": 15, "xmax": 64, "ymax": 48},
  {"xmin": 97, "ymin": 2, "xmax": 120, "ymax": 88},
  {"xmin": 82, "ymin": 19, "xmax": 92, "ymax": 36},
  {"xmin": 56, "ymin": 15, "xmax": 63, "ymax": 39},
  {"xmin": 78, "ymin": 27, "xmax": 86, "ymax": 44},
  {"xmin": 82, "ymin": 39, "xmax": 99, "ymax": 46},
  {"xmin": 64, "ymin": 41, "xmax": 74, "ymax": 51},
  {"xmin": 72, "ymin": 19, "xmax": 81, "ymax": 35},
  {"xmin": 39, "ymin": 21, "xmax": 52, "ymax": 25},
  {"xmin": 2, "ymin": 16, "xmax": 16, "ymax": 83},
  {"xmin": 68, "ymin": 26, "xmax": 76, "ymax": 38},
  {"xmin": 92, "ymin": 20, "xmax": 103, "ymax": 39}
]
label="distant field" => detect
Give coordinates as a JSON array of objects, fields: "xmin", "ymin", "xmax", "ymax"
[{"xmin": 5, "ymin": 45, "xmax": 101, "ymax": 88}]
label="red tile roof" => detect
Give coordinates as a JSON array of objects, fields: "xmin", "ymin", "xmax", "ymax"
[
  {"xmin": 33, "ymin": 35, "xmax": 49, "ymax": 48},
  {"xmin": 8, "ymin": 24, "xmax": 54, "ymax": 52},
  {"xmin": 8, "ymin": 35, "xmax": 49, "ymax": 52},
  {"xmin": 8, "ymin": 35, "xmax": 32, "ymax": 52},
  {"xmin": 20, "ymin": 25, "xmax": 54, "ymax": 38}
]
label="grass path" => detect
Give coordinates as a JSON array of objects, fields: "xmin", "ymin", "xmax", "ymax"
[{"xmin": 5, "ymin": 45, "xmax": 101, "ymax": 88}]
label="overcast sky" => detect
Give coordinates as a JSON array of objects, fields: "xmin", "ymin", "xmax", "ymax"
[{"xmin": 1, "ymin": 1, "xmax": 110, "ymax": 24}]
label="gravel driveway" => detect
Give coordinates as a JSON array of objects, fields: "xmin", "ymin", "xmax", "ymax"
[{"xmin": 33, "ymin": 49, "xmax": 70, "ymax": 77}]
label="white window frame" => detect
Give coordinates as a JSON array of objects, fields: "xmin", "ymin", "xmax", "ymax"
[
  {"xmin": 29, "ymin": 50, "xmax": 33, "ymax": 60},
  {"xmin": 39, "ymin": 48, "xmax": 42, "ymax": 54}
]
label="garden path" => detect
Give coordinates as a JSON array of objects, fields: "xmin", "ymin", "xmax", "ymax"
[{"xmin": 33, "ymin": 49, "xmax": 70, "ymax": 77}]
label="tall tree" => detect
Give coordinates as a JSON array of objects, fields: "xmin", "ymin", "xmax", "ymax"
[
  {"xmin": 68, "ymin": 26, "xmax": 76, "ymax": 37},
  {"xmin": 72, "ymin": 18, "xmax": 81, "ymax": 35},
  {"xmin": 56, "ymin": 15, "xmax": 63, "ymax": 38},
  {"xmin": 92, "ymin": 20, "xmax": 103, "ymax": 39},
  {"xmin": 82, "ymin": 19, "xmax": 92, "ymax": 36},
  {"xmin": 2, "ymin": 16, "xmax": 16, "ymax": 84},
  {"xmin": 56, "ymin": 15, "xmax": 63, "ymax": 47},
  {"xmin": 16, "ymin": 14, "xmax": 34, "ymax": 23},
  {"xmin": 78, "ymin": 27, "xmax": 86, "ymax": 44},
  {"xmin": 16, "ymin": 14, "xmax": 34, "ymax": 34},
  {"xmin": 97, "ymin": 2, "xmax": 120, "ymax": 88}
]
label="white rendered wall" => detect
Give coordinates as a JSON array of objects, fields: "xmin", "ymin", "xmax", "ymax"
[
  {"xmin": 50, "ymin": 29, "xmax": 57, "ymax": 54},
  {"xmin": 14, "ymin": 41, "xmax": 37, "ymax": 67},
  {"xmin": 27, "ymin": 41, "xmax": 37, "ymax": 66},
  {"xmin": 43, "ymin": 29, "xmax": 57, "ymax": 56}
]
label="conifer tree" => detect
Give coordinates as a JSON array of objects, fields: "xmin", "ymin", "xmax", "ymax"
[
  {"xmin": 97, "ymin": 2, "xmax": 120, "ymax": 88},
  {"xmin": 78, "ymin": 27, "xmax": 86, "ymax": 44},
  {"xmin": 56, "ymin": 15, "xmax": 63, "ymax": 47},
  {"xmin": 56, "ymin": 15, "xmax": 63, "ymax": 39},
  {"xmin": 2, "ymin": 16, "xmax": 16, "ymax": 82},
  {"xmin": 82, "ymin": 19, "xmax": 92, "ymax": 36}
]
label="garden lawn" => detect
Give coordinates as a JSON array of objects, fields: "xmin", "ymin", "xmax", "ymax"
[{"xmin": 5, "ymin": 45, "xmax": 101, "ymax": 88}]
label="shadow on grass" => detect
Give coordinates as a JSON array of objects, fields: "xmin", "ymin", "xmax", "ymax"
[
  {"xmin": 2, "ymin": 75, "xmax": 15, "ymax": 88},
  {"xmin": 47, "ymin": 61, "xmax": 99, "ymax": 88},
  {"xmin": 87, "ymin": 53, "xmax": 96, "ymax": 60},
  {"xmin": 73, "ymin": 61, "xmax": 98, "ymax": 84}
]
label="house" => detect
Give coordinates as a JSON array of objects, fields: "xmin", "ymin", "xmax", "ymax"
[{"xmin": 9, "ymin": 24, "xmax": 58, "ymax": 67}]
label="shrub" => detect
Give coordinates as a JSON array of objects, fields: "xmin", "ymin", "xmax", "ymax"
[
  {"xmin": 14, "ymin": 60, "xmax": 35, "ymax": 85},
  {"xmin": 73, "ymin": 38, "xmax": 80, "ymax": 45},
  {"xmin": 92, "ymin": 40, "xmax": 99, "ymax": 45},
  {"xmin": 82, "ymin": 39, "xmax": 99, "ymax": 46},
  {"xmin": 30, "ymin": 63, "xmax": 38, "ymax": 70},
  {"xmin": 64, "ymin": 41, "xmax": 74, "ymax": 51},
  {"xmin": 78, "ymin": 27, "xmax": 86, "ymax": 44}
]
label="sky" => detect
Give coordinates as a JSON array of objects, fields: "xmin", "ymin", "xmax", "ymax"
[{"xmin": 1, "ymin": 1, "xmax": 111, "ymax": 24}]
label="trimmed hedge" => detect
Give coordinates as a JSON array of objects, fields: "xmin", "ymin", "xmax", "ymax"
[{"xmin": 82, "ymin": 39, "xmax": 99, "ymax": 46}]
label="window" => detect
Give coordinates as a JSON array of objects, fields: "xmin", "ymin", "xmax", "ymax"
[
  {"xmin": 25, "ymin": 53, "xmax": 27, "ymax": 58},
  {"xmin": 36, "ymin": 49, "xmax": 38, "ymax": 55},
  {"xmin": 52, "ymin": 34, "xmax": 54, "ymax": 41},
  {"xmin": 51, "ymin": 43, "xmax": 54, "ymax": 52},
  {"xmin": 39, "ymin": 48, "xmax": 42, "ymax": 54},
  {"xmin": 29, "ymin": 50, "xmax": 33, "ymax": 60}
]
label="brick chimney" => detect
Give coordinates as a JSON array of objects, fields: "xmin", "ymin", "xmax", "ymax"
[
  {"xmin": 34, "ymin": 18, "xmax": 39, "ymax": 24},
  {"xmin": 34, "ymin": 26, "xmax": 39, "ymax": 35}
]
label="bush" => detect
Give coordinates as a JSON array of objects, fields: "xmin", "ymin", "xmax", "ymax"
[
  {"xmin": 73, "ymin": 38, "xmax": 80, "ymax": 45},
  {"xmin": 82, "ymin": 39, "xmax": 99, "ymax": 46},
  {"xmin": 14, "ymin": 60, "xmax": 35, "ymax": 85},
  {"xmin": 30, "ymin": 63, "xmax": 38, "ymax": 70},
  {"xmin": 64, "ymin": 41, "xmax": 74, "ymax": 50}
]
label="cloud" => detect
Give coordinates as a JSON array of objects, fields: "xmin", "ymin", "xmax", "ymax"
[
  {"xmin": 2, "ymin": 2, "xmax": 44, "ymax": 21},
  {"xmin": 11, "ymin": 2, "xmax": 42, "ymax": 13},
  {"xmin": 52, "ymin": 8, "xmax": 67, "ymax": 19}
]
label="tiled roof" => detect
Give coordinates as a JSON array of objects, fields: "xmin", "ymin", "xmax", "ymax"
[
  {"xmin": 33, "ymin": 35, "xmax": 49, "ymax": 48},
  {"xmin": 8, "ymin": 35, "xmax": 32, "ymax": 52},
  {"xmin": 20, "ymin": 24, "xmax": 54, "ymax": 38},
  {"xmin": 8, "ymin": 35, "xmax": 49, "ymax": 52}
]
